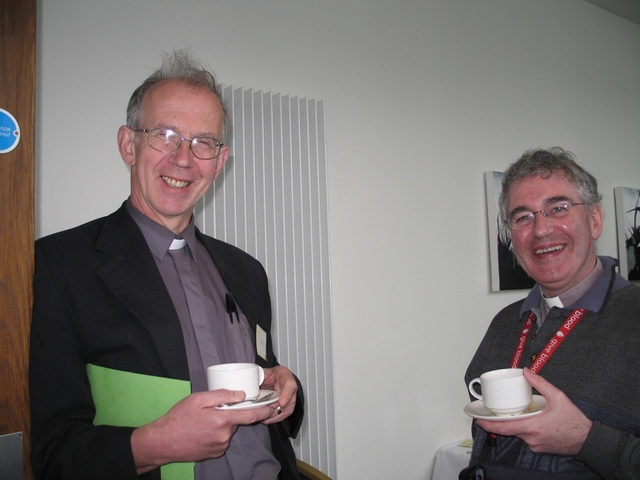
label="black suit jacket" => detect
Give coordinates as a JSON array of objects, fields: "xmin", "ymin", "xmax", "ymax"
[{"xmin": 29, "ymin": 203, "xmax": 303, "ymax": 480}]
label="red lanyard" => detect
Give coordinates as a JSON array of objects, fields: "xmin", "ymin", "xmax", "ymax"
[{"xmin": 510, "ymin": 308, "xmax": 587, "ymax": 373}]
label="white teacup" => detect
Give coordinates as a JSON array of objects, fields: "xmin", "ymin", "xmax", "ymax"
[
  {"xmin": 207, "ymin": 363, "xmax": 265, "ymax": 400},
  {"xmin": 468, "ymin": 368, "xmax": 532, "ymax": 416}
]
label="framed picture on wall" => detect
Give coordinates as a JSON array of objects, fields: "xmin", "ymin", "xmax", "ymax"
[
  {"xmin": 614, "ymin": 186, "xmax": 640, "ymax": 281},
  {"xmin": 485, "ymin": 172, "xmax": 535, "ymax": 292}
]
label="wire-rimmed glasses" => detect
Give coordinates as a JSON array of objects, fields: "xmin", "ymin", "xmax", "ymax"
[
  {"xmin": 507, "ymin": 201, "xmax": 587, "ymax": 230},
  {"xmin": 134, "ymin": 128, "xmax": 224, "ymax": 160}
]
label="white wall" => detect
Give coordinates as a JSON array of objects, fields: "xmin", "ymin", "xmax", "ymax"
[{"xmin": 36, "ymin": 1, "xmax": 640, "ymax": 478}]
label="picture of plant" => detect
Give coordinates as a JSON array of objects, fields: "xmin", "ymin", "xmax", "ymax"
[{"xmin": 614, "ymin": 186, "xmax": 640, "ymax": 281}]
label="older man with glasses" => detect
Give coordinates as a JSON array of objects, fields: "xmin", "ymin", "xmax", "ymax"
[
  {"xmin": 462, "ymin": 148, "xmax": 640, "ymax": 480},
  {"xmin": 29, "ymin": 50, "xmax": 304, "ymax": 480}
]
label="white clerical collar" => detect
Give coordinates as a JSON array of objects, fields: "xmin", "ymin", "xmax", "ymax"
[
  {"xmin": 169, "ymin": 237, "xmax": 187, "ymax": 250},
  {"xmin": 542, "ymin": 295, "xmax": 564, "ymax": 309}
]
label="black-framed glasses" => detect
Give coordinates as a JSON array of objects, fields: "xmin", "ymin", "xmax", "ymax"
[
  {"xmin": 134, "ymin": 128, "xmax": 224, "ymax": 160},
  {"xmin": 507, "ymin": 201, "xmax": 587, "ymax": 230}
]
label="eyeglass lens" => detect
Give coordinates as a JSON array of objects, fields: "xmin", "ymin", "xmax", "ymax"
[
  {"xmin": 509, "ymin": 202, "xmax": 581, "ymax": 229},
  {"xmin": 146, "ymin": 129, "xmax": 222, "ymax": 159}
]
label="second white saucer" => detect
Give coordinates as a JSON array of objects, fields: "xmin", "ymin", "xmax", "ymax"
[{"xmin": 464, "ymin": 394, "xmax": 546, "ymax": 422}]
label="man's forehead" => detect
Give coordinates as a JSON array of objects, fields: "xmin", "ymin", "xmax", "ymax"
[
  {"xmin": 140, "ymin": 80, "xmax": 224, "ymax": 133},
  {"xmin": 143, "ymin": 80, "xmax": 221, "ymax": 112},
  {"xmin": 508, "ymin": 173, "xmax": 579, "ymax": 205}
]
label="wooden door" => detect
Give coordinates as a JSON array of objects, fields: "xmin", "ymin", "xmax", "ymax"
[{"xmin": 0, "ymin": 0, "xmax": 37, "ymax": 478}]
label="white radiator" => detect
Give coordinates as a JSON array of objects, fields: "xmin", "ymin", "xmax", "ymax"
[{"xmin": 195, "ymin": 86, "xmax": 336, "ymax": 477}]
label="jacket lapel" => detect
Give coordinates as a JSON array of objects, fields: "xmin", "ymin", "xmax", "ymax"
[
  {"xmin": 95, "ymin": 205, "xmax": 190, "ymax": 380},
  {"xmin": 196, "ymin": 230, "xmax": 272, "ymax": 367}
]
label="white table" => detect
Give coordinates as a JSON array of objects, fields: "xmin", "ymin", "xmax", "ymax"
[{"xmin": 431, "ymin": 439, "xmax": 473, "ymax": 480}]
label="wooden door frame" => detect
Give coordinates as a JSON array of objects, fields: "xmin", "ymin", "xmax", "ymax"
[{"xmin": 0, "ymin": 0, "xmax": 37, "ymax": 478}]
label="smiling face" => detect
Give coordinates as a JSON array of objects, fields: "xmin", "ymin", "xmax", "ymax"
[
  {"xmin": 507, "ymin": 173, "xmax": 604, "ymax": 297},
  {"xmin": 118, "ymin": 79, "xmax": 229, "ymax": 234}
]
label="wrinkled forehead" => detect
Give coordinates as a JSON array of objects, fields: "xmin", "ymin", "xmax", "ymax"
[
  {"xmin": 508, "ymin": 172, "xmax": 581, "ymax": 209},
  {"xmin": 140, "ymin": 79, "xmax": 225, "ymax": 129}
]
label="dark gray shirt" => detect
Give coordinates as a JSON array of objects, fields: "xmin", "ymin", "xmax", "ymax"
[{"xmin": 127, "ymin": 201, "xmax": 279, "ymax": 480}]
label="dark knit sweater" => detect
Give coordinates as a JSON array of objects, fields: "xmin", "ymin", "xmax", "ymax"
[{"xmin": 464, "ymin": 257, "xmax": 640, "ymax": 479}]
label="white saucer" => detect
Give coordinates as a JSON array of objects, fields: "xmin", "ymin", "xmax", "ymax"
[
  {"xmin": 464, "ymin": 395, "xmax": 546, "ymax": 422},
  {"xmin": 216, "ymin": 389, "xmax": 279, "ymax": 410}
]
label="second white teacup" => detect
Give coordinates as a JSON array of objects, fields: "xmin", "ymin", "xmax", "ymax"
[
  {"xmin": 207, "ymin": 363, "xmax": 265, "ymax": 400},
  {"xmin": 468, "ymin": 368, "xmax": 532, "ymax": 416}
]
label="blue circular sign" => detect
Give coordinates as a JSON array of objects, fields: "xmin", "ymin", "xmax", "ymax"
[{"xmin": 0, "ymin": 109, "xmax": 21, "ymax": 154}]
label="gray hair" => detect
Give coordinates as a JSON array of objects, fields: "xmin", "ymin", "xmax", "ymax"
[
  {"xmin": 498, "ymin": 147, "xmax": 602, "ymax": 228},
  {"xmin": 126, "ymin": 49, "xmax": 227, "ymax": 139}
]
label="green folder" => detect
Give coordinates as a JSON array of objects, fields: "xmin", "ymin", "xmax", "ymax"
[{"xmin": 87, "ymin": 363, "xmax": 195, "ymax": 480}]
